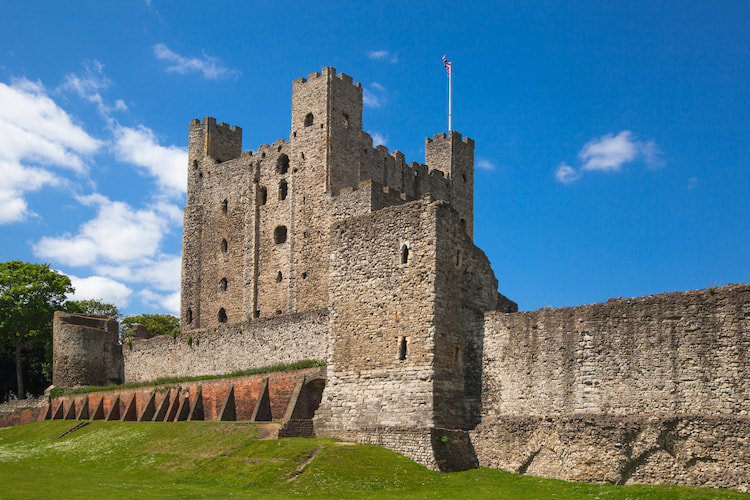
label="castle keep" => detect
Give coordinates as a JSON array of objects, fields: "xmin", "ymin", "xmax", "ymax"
[{"xmin": 44, "ymin": 67, "xmax": 750, "ymax": 490}]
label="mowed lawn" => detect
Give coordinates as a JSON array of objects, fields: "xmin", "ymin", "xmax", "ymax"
[{"xmin": 0, "ymin": 421, "xmax": 746, "ymax": 499}]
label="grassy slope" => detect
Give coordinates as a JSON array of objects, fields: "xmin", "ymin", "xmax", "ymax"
[{"xmin": 0, "ymin": 421, "xmax": 746, "ymax": 500}]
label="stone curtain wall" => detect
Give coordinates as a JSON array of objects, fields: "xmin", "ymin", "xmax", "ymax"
[
  {"xmin": 480, "ymin": 284, "xmax": 750, "ymax": 417},
  {"xmin": 124, "ymin": 311, "xmax": 328, "ymax": 383},
  {"xmin": 472, "ymin": 284, "xmax": 750, "ymax": 489}
]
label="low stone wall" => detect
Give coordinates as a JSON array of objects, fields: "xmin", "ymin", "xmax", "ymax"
[
  {"xmin": 1, "ymin": 367, "xmax": 325, "ymax": 428},
  {"xmin": 471, "ymin": 415, "xmax": 750, "ymax": 491},
  {"xmin": 124, "ymin": 311, "xmax": 328, "ymax": 383},
  {"xmin": 0, "ymin": 398, "xmax": 48, "ymax": 428}
]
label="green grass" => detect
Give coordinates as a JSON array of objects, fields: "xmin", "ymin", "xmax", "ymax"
[
  {"xmin": 0, "ymin": 421, "xmax": 747, "ymax": 499},
  {"xmin": 54, "ymin": 359, "xmax": 326, "ymax": 397}
]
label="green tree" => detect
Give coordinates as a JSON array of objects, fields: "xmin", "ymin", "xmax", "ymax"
[
  {"xmin": 121, "ymin": 314, "xmax": 180, "ymax": 338},
  {"xmin": 0, "ymin": 261, "xmax": 73, "ymax": 399},
  {"xmin": 64, "ymin": 298, "xmax": 120, "ymax": 319}
]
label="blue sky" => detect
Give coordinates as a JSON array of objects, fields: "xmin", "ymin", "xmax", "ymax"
[{"xmin": 0, "ymin": 1, "xmax": 747, "ymax": 316}]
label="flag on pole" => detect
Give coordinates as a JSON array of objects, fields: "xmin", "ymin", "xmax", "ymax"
[{"xmin": 442, "ymin": 55, "xmax": 451, "ymax": 76}]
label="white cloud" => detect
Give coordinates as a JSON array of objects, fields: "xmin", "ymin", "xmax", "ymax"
[
  {"xmin": 556, "ymin": 131, "xmax": 663, "ymax": 184},
  {"xmin": 113, "ymin": 124, "xmax": 187, "ymax": 194},
  {"xmin": 368, "ymin": 50, "xmax": 398, "ymax": 63},
  {"xmin": 68, "ymin": 274, "xmax": 134, "ymax": 309},
  {"xmin": 59, "ymin": 60, "xmax": 127, "ymax": 118},
  {"xmin": 363, "ymin": 83, "xmax": 387, "ymax": 109},
  {"xmin": 555, "ymin": 163, "xmax": 581, "ymax": 184},
  {"xmin": 96, "ymin": 254, "xmax": 181, "ymax": 292},
  {"xmin": 579, "ymin": 131, "xmax": 638, "ymax": 172},
  {"xmin": 369, "ymin": 132, "xmax": 388, "ymax": 147},
  {"xmin": 33, "ymin": 194, "xmax": 178, "ymax": 266},
  {"xmin": 139, "ymin": 289, "xmax": 180, "ymax": 315},
  {"xmin": 0, "ymin": 79, "xmax": 102, "ymax": 223},
  {"xmin": 476, "ymin": 158, "xmax": 496, "ymax": 171},
  {"xmin": 153, "ymin": 43, "xmax": 240, "ymax": 80}
]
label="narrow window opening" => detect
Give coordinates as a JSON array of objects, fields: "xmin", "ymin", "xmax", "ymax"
[
  {"xmin": 221, "ymin": 239, "xmax": 228, "ymax": 252},
  {"xmin": 301, "ymin": 152, "xmax": 305, "ymax": 160},
  {"xmin": 258, "ymin": 186, "xmax": 267, "ymax": 205},
  {"xmin": 261, "ymin": 152, "xmax": 266, "ymax": 158},
  {"xmin": 187, "ymin": 308, "xmax": 193, "ymax": 324},
  {"xmin": 192, "ymin": 160, "xmax": 198, "ymax": 169},
  {"xmin": 293, "ymin": 131, "xmax": 297, "ymax": 138},
  {"xmin": 304, "ymin": 113, "xmax": 314, "ymax": 127},
  {"xmin": 199, "ymin": 172, "xmax": 203, "ymax": 178},
  {"xmin": 301, "ymin": 272, "xmax": 307, "ymax": 279},
  {"xmin": 399, "ymin": 337, "xmax": 408, "ymax": 361},
  {"xmin": 276, "ymin": 309, "xmax": 283, "ymax": 315},
  {"xmin": 274, "ymin": 226, "xmax": 288, "ymax": 244},
  {"xmin": 459, "ymin": 218, "xmax": 467, "ymax": 230},
  {"xmin": 452, "ymin": 344, "xmax": 461, "ymax": 365},
  {"xmin": 277, "ymin": 154, "xmax": 289, "ymax": 174},
  {"xmin": 277, "ymin": 145, "xmax": 282, "ymax": 152},
  {"xmin": 276, "ymin": 271, "xmax": 283, "ymax": 283},
  {"xmin": 222, "ymin": 199, "xmax": 228, "ymax": 214},
  {"xmin": 253, "ymin": 310, "xmax": 260, "ymax": 319},
  {"xmin": 462, "ymin": 174, "xmax": 466, "ymax": 183},
  {"xmin": 279, "ymin": 180, "xmax": 288, "ymax": 200},
  {"xmin": 455, "ymin": 248, "xmax": 462, "ymax": 267},
  {"xmin": 220, "ymin": 278, "xmax": 227, "ymax": 291},
  {"xmin": 342, "ymin": 112, "xmax": 349, "ymax": 129},
  {"xmin": 320, "ymin": 123, "xmax": 323, "ymax": 129},
  {"xmin": 400, "ymin": 244, "xmax": 409, "ymax": 265},
  {"xmin": 218, "ymin": 308, "xmax": 227, "ymax": 323}
]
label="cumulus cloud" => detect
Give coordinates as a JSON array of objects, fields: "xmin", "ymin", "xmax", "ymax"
[
  {"xmin": 139, "ymin": 289, "xmax": 180, "ymax": 315},
  {"xmin": 33, "ymin": 193, "xmax": 178, "ymax": 267},
  {"xmin": 96, "ymin": 254, "xmax": 181, "ymax": 292},
  {"xmin": 113, "ymin": 125, "xmax": 187, "ymax": 194},
  {"xmin": 0, "ymin": 79, "xmax": 102, "ymax": 223},
  {"xmin": 555, "ymin": 131, "xmax": 663, "ymax": 184},
  {"xmin": 68, "ymin": 274, "xmax": 134, "ymax": 309},
  {"xmin": 368, "ymin": 50, "xmax": 398, "ymax": 63},
  {"xmin": 153, "ymin": 43, "xmax": 240, "ymax": 80}
]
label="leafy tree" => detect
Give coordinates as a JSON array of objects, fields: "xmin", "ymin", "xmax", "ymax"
[
  {"xmin": 0, "ymin": 261, "xmax": 73, "ymax": 399},
  {"xmin": 121, "ymin": 314, "xmax": 180, "ymax": 338},
  {"xmin": 64, "ymin": 298, "xmax": 120, "ymax": 319}
]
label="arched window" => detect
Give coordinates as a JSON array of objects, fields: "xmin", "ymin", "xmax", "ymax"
[
  {"xmin": 186, "ymin": 308, "xmax": 193, "ymax": 324},
  {"xmin": 258, "ymin": 185, "xmax": 267, "ymax": 206},
  {"xmin": 274, "ymin": 226, "xmax": 287, "ymax": 244},
  {"xmin": 220, "ymin": 278, "xmax": 227, "ymax": 291},
  {"xmin": 220, "ymin": 239, "xmax": 228, "ymax": 252},
  {"xmin": 304, "ymin": 113, "xmax": 314, "ymax": 127},
  {"xmin": 222, "ymin": 199, "xmax": 228, "ymax": 214},
  {"xmin": 218, "ymin": 308, "xmax": 227, "ymax": 323},
  {"xmin": 276, "ymin": 271, "xmax": 283, "ymax": 283},
  {"xmin": 279, "ymin": 180, "xmax": 288, "ymax": 201},
  {"xmin": 277, "ymin": 154, "xmax": 289, "ymax": 175},
  {"xmin": 400, "ymin": 244, "xmax": 409, "ymax": 265}
]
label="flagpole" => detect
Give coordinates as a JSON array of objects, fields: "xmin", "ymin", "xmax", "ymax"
[
  {"xmin": 443, "ymin": 56, "xmax": 453, "ymax": 132},
  {"xmin": 448, "ymin": 62, "xmax": 452, "ymax": 132}
]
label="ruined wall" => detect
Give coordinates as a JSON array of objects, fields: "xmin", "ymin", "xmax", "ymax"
[
  {"xmin": 472, "ymin": 283, "xmax": 750, "ymax": 489},
  {"xmin": 124, "ymin": 311, "xmax": 328, "ymax": 383},
  {"xmin": 52, "ymin": 312, "xmax": 123, "ymax": 388}
]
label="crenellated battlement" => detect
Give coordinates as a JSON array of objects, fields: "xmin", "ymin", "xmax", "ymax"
[{"xmin": 294, "ymin": 67, "xmax": 361, "ymax": 89}]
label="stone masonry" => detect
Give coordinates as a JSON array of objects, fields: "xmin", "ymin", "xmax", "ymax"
[{"xmin": 47, "ymin": 67, "xmax": 750, "ymax": 489}]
